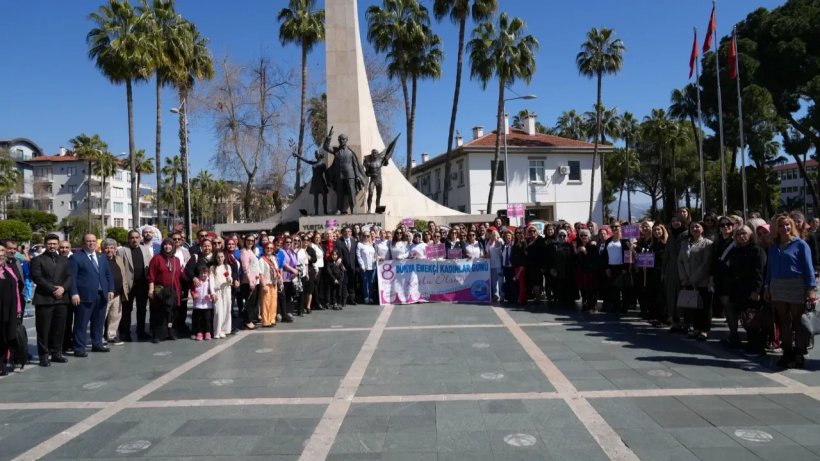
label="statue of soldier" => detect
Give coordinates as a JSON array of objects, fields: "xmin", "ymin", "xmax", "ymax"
[
  {"xmin": 292, "ymin": 150, "xmax": 329, "ymax": 215},
  {"xmin": 322, "ymin": 126, "xmax": 366, "ymax": 214},
  {"xmin": 363, "ymin": 134, "xmax": 400, "ymax": 214}
]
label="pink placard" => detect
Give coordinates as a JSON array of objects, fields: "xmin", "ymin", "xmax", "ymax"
[
  {"xmin": 325, "ymin": 219, "xmax": 338, "ymax": 228},
  {"xmin": 446, "ymin": 248, "xmax": 463, "ymax": 259},
  {"xmin": 425, "ymin": 243, "xmax": 446, "ymax": 259},
  {"xmin": 402, "ymin": 218, "xmax": 414, "ymax": 227}
]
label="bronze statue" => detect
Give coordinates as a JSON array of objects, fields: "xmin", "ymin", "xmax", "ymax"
[
  {"xmin": 292, "ymin": 150, "xmax": 329, "ymax": 215},
  {"xmin": 363, "ymin": 134, "xmax": 400, "ymax": 213},
  {"xmin": 322, "ymin": 126, "xmax": 366, "ymax": 214}
]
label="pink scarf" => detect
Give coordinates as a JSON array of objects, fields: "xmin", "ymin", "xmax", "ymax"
[{"xmin": 0, "ymin": 264, "xmax": 22, "ymax": 314}]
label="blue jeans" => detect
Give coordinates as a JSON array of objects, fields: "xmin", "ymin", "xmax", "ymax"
[
  {"xmin": 362, "ymin": 270, "xmax": 376, "ymax": 301},
  {"xmin": 491, "ymin": 268, "xmax": 504, "ymax": 301},
  {"xmin": 74, "ymin": 292, "xmax": 108, "ymax": 350}
]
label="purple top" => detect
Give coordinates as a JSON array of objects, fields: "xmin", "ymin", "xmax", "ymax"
[{"xmin": 277, "ymin": 249, "xmax": 298, "ymax": 282}]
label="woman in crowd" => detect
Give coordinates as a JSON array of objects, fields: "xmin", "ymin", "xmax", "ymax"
[
  {"xmin": 765, "ymin": 215, "xmax": 816, "ymax": 368},
  {"xmin": 511, "ymin": 228, "xmax": 528, "ymax": 305},
  {"xmin": 294, "ymin": 236, "xmax": 309, "ymax": 316},
  {"xmin": 258, "ymin": 241, "xmax": 280, "ymax": 327},
  {"xmin": 574, "ymin": 229, "xmax": 599, "ymax": 312},
  {"xmin": 727, "ymin": 225, "xmax": 767, "ymax": 354},
  {"xmin": 712, "ymin": 216, "xmax": 737, "ymax": 335},
  {"xmin": 547, "ymin": 229, "xmax": 575, "ymax": 306},
  {"xmin": 634, "ymin": 221, "xmax": 656, "ymax": 320},
  {"xmin": 409, "ymin": 233, "xmax": 427, "ymax": 259},
  {"xmin": 357, "ymin": 233, "xmax": 377, "ymax": 304},
  {"xmin": 391, "ymin": 229, "xmax": 410, "ymax": 260},
  {"xmin": 677, "ymin": 221, "xmax": 714, "ymax": 341},
  {"xmin": 307, "ymin": 232, "xmax": 324, "ymax": 311},
  {"xmin": 0, "ymin": 245, "xmax": 23, "ymax": 375},
  {"xmin": 603, "ymin": 222, "xmax": 632, "ymax": 313},
  {"xmin": 486, "ymin": 230, "xmax": 504, "ymax": 302},
  {"xmin": 240, "ymin": 235, "xmax": 261, "ymax": 330},
  {"xmin": 148, "ymin": 238, "xmax": 183, "ymax": 343},
  {"xmin": 647, "ymin": 224, "xmax": 668, "ymax": 324},
  {"xmin": 210, "ymin": 249, "xmax": 233, "ymax": 338},
  {"xmin": 444, "ymin": 228, "xmax": 463, "ymax": 259},
  {"xmin": 375, "ymin": 229, "xmax": 391, "ymax": 261},
  {"xmin": 463, "ymin": 230, "xmax": 483, "ymax": 259},
  {"xmin": 665, "ymin": 215, "xmax": 688, "ymax": 331},
  {"xmin": 703, "ymin": 212, "xmax": 719, "ymax": 241},
  {"xmin": 277, "ymin": 237, "xmax": 298, "ymax": 323},
  {"xmin": 524, "ymin": 226, "xmax": 546, "ymax": 302}
]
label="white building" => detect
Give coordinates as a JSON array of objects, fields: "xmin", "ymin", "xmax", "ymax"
[
  {"xmin": 409, "ymin": 115, "xmax": 610, "ymax": 223},
  {"xmin": 25, "ymin": 148, "xmax": 152, "ymax": 229},
  {"xmin": 1, "ymin": 137, "xmax": 43, "ymax": 210},
  {"xmin": 773, "ymin": 160, "xmax": 817, "ymax": 214}
]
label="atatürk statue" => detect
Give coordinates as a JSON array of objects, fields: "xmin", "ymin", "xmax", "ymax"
[
  {"xmin": 292, "ymin": 150, "xmax": 329, "ymax": 215},
  {"xmin": 363, "ymin": 134, "xmax": 400, "ymax": 214},
  {"xmin": 323, "ymin": 126, "xmax": 366, "ymax": 214}
]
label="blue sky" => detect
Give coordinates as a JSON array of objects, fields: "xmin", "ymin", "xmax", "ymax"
[{"xmin": 1, "ymin": 0, "xmax": 784, "ymax": 190}]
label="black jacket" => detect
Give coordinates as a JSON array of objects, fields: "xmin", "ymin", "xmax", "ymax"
[
  {"xmin": 336, "ymin": 237, "xmax": 358, "ymax": 270},
  {"xmin": 30, "ymin": 251, "xmax": 72, "ymax": 306},
  {"xmin": 727, "ymin": 243, "xmax": 767, "ymax": 305}
]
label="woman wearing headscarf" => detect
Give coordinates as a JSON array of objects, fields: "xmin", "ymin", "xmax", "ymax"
[
  {"xmin": 765, "ymin": 215, "xmax": 816, "ymax": 368},
  {"xmin": 147, "ymin": 238, "xmax": 183, "ymax": 343}
]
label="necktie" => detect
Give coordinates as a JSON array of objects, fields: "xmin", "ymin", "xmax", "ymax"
[
  {"xmin": 90, "ymin": 253, "xmax": 99, "ymax": 270},
  {"xmin": 346, "ymin": 239, "xmax": 351, "ymax": 250}
]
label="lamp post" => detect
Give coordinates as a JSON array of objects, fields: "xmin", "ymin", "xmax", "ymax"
[
  {"xmin": 170, "ymin": 100, "xmax": 192, "ymax": 245},
  {"xmin": 502, "ymin": 94, "xmax": 537, "ymax": 223}
]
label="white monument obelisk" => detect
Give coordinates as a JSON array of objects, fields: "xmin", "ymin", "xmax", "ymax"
[{"xmin": 272, "ymin": 0, "xmax": 462, "ymax": 227}]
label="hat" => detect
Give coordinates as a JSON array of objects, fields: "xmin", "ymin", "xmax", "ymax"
[{"xmin": 757, "ymin": 224, "xmax": 770, "ymax": 233}]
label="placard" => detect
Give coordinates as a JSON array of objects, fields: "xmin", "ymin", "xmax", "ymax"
[
  {"xmin": 425, "ymin": 243, "xmax": 446, "ymax": 259},
  {"xmin": 377, "ymin": 259, "xmax": 491, "ymax": 304},
  {"xmin": 621, "ymin": 225, "xmax": 640, "ymax": 239},
  {"xmin": 401, "ymin": 218, "xmax": 414, "ymax": 227},
  {"xmin": 447, "ymin": 248, "xmax": 463, "ymax": 259},
  {"xmin": 325, "ymin": 218, "xmax": 338, "ymax": 228},
  {"xmin": 636, "ymin": 253, "xmax": 655, "ymax": 268},
  {"xmin": 506, "ymin": 203, "xmax": 525, "ymax": 218}
]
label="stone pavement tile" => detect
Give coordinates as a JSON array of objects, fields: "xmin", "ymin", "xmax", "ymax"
[
  {"xmin": 677, "ymin": 396, "xmax": 764, "ymax": 427},
  {"xmin": 329, "ymin": 432, "xmax": 387, "ymax": 454},
  {"xmin": 0, "ymin": 415, "xmax": 88, "ymax": 461},
  {"xmin": 717, "ymin": 425, "xmax": 802, "ymax": 448},
  {"xmin": 42, "ymin": 422, "xmax": 143, "ymax": 460},
  {"xmin": 387, "ymin": 304, "xmax": 501, "ymax": 327},
  {"xmin": 481, "ymin": 412, "xmax": 538, "ymax": 431},
  {"xmin": 387, "ymin": 413, "xmax": 437, "ymax": 431},
  {"xmin": 589, "ymin": 398, "xmax": 663, "ymax": 430},
  {"xmin": 382, "ymin": 429, "xmax": 437, "ymax": 452},
  {"xmin": 764, "ymin": 394, "xmax": 820, "ymax": 424},
  {"xmin": 668, "ymin": 427, "xmax": 749, "ymax": 448},
  {"xmin": 326, "ymin": 454, "xmax": 382, "ymax": 461},
  {"xmin": 771, "ymin": 424, "xmax": 820, "ymax": 450},
  {"xmin": 634, "ymin": 397, "xmax": 712, "ymax": 428},
  {"xmin": 435, "ymin": 401, "xmax": 485, "ymax": 433},
  {"xmin": 338, "ymin": 415, "xmax": 390, "ymax": 433},
  {"xmin": 479, "ymin": 399, "xmax": 528, "ymax": 414},
  {"xmin": 722, "ymin": 395, "xmax": 815, "ymax": 426},
  {"xmin": 437, "ymin": 451, "xmax": 496, "ymax": 461},
  {"xmin": 486, "ymin": 429, "xmax": 549, "ymax": 459},
  {"xmin": 748, "ymin": 445, "xmax": 820, "ymax": 461},
  {"xmin": 436, "ymin": 430, "xmax": 492, "ymax": 453},
  {"xmin": 687, "ymin": 447, "xmax": 762, "ymax": 461},
  {"xmin": 627, "ymin": 446, "xmax": 700, "ymax": 460},
  {"xmin": 151, "ymin": 435, "xmax": 262, "ymax": 457},
  {"xmin": 380, "ymin": 452, "xmax": 437, "ymax": 461}
]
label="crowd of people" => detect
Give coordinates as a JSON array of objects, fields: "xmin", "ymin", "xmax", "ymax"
[{"xmin": 0, "ymin": 208, "xmax": 817, "ymax": 375}]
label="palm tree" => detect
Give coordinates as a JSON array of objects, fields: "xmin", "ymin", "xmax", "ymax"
[
  {"xmin": 306, "ymin": 92, "xmax": 327, "ymax": 148},
  {"xmin": 367, "ymin": 0, "xmax": 440, "ymax": 178},
  {"xmin": 88, "ymin": 0, "xmax": 151, "ymax": 230},
  {"xmin": 140, "ymin": 0, "xmax": 183, "ymax": 225},
  {"xmin": 166, "ymin": 20, "xmax": 214, "ymax": 240},
  {"xmin": 134, "ymin": 149, "xmax": 154, "ymax": 225},
  {"xmin": 278, "ymin": 0, "xmax": 325, "ymax": 192},
  {"xmin": 584, "ymin": 105, "xmax": 621, "ymax": 144},
  {"xmin": 576, "ymin": 27, "xmax": 625, "ymax": 223},
  {"xmin": 0, "ymin": 149, "xmax": 21, "ymax": 220},
  {"xmin": 669, "ymin": 84, "xmax": 701, "ymax": 152},
  {"xmin": 468, "ymin": 12, "xmax": 539, "ymax": 214},
  {"xmin": 95, "ymin": 151, "xmax": 118, "ymax": 236},
  {"xmin": 619, "ymin": 111, "xmax": 639, "ymax": 221},
  {"xmin": 555, "ymin": 109, "xmax": 587, "ymax": 140},
  {"xmin": 162, "ymin": 154, "xmax": 182, "ymax": 229},
  {"xmin": 433, "ymin": 0, "xmax": 497, "ymax": 205},
  {"xmin": 70, "ymin": 133, "xmax": 108, "ymax": 231},
  {"xmin": 192, "ymin": 170, "xmax": 214, "ymax": 227}
]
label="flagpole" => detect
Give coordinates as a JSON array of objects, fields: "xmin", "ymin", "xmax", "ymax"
[
  {"xmin": 694, "ymin": 27, "xmax": 707, "ymax": 219},
  {"xmin": 713, "ymin": 0, "xmax": 728, "ymax": 215},
  {"xmin": 733, "ymin": 26, "xmax": 748, "ymax": 221}
]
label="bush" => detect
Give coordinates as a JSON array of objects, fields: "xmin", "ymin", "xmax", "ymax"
[
  {"xmin": 59, "ymin": 216, "xmax": 101, "ymax": 247},
  {"xmin": 0, "ymin": 219, "xmax": 33, "ymax": 242},
  {"xmin": 6, "ymin": 209, "xmax": 57, "ymax": 234},
  {"xmin": 106, "ymin": 227, "xmax": 129, "ymax": 246}
]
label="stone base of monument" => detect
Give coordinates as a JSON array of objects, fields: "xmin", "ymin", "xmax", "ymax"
[{"xmin": 298, "ymin": 213, "xmax": 494, "ymax": 233}]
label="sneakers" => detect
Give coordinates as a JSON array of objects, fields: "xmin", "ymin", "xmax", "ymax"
[
  {"xmin": 195, "ymin": 333, "xmax": 203, "ymax": 341},
  {"xmin": 205, "ymin": 333, "xmax": 212, "ymax": 341}
]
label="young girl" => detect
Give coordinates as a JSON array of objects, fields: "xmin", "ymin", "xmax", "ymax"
[
  {"xmin": 327, "ymin": 249, "xmax": 345, "ymax": 310},
  {"xmin": 191, "ymin": 265, "xmax": 214, "ymax": 341},
  {"xmin": 210, "ymin": 250, "xmax": 233, "ymax": 339}
]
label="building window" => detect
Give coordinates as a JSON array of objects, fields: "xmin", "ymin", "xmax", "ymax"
[
  {"xmin": 67, "ymin": 185, "xmax": 76, "ymax": 194},
  {"xmin": 457, "ymin": 161, "xmax": 465, "ymax": 187},
  {"xmin": 69, "ymin": 201, "xmax": 77, "ymax": 210},
  {"xmin": 529, "ymin": 159, "xmax": 545, "ymax": 183},
  {"xmin": 34, "ymin": 167, "xmax": 52, "ymax": 179},
  {"xmin": 113, "ymin": 202, "xmax": 124, "ymax": 213},
  {"xmin": 113, "ymin": 187, "xmax": 125, "ymax": 198},
  {"xmin": 490, "ymin": 160, "xmax": 505, "ymax": 182},
  {"xmin": 114, "ymin": 218, "xmax": 124, "ymax": 227},
  {"xmin": 434, "ymin": 169, "xmax": 441, "ymax": 192},
  {"xmin": 568, "ymin": 160, "xmax": 581, "ymax": 181},
  {"xmin": 66, "ymin": 167, "xmax": 77, "ymax": 176}
]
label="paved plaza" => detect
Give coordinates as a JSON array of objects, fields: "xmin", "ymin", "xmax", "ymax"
[{"xmin": 3, "ymin": 304, "xmax": 820, "ymax": 460}]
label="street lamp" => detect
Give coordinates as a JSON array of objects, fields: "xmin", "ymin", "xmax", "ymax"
[
  {"xmin": 502, "ymin": 94, "xmax": 537, "ymax": 221},
  {"xmin": 170, "ymin": 100, "xmax": 192, "ymax": 245}
]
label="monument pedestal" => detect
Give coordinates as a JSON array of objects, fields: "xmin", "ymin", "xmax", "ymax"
[{"xmin": 299, "ymin": 213, "xmax": 387, "ymax": 233}]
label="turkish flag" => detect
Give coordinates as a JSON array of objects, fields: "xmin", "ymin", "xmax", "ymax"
[
  {"xmin": 689, "ymin": 29, "xmax": 699, "ymax": 78},
  {"xmin": 703, "ymin": 5, "xmax": 716, "ymax": 53},
  {"xmin": 728, "ymin": 29, "xmax": 738, "ymax": 80}
]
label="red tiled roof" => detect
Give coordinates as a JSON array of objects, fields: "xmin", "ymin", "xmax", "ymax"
[
  {"xmin": 464, "ymin": 128, "xmax": 601, "ymax": 148},
  {"xmin": 772, "ymin": 160, "xmax": 817, "ymax": 171},
  {"xmin": 26, "ymin": 154, "xmax": 81, "ymax": 162}
]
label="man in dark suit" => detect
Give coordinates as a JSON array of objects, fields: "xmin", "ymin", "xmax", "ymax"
[
  {"xmin": 335, "ymin": 226, "xmax": 359, "ymax": 305},
  {"xmin": 30, "ymin": 234, "xmax": 72, "ymax": 367},
  {"xmin": 117, "ymin": 230, "xmax": 152, "ymax": 341},
  {"xmin": 323, "ymin": 128, "xmax": 366, "ymax": 214},
  {"xmin": 69, "ymin": 234, "xmax": 115, "ymax": 357}
]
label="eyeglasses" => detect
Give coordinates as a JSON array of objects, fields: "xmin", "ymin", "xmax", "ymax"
[
  {"xmin": 468, "ymin": 233, "xmax": 476, "ymax": 236},
  {"xmin": 285, "ymin": 240, "xmax": 292, "ymax": 243},
  {"xmin": 720, "ymin": 222, "xmax": 733, "ymax": 228},
  {"xmin": 173, "ymin": 238, "xmax": 183, "ymax": 241},
  {"xmin": 611, "ymin": 226, "xmax": 621, "ymax": 229}
]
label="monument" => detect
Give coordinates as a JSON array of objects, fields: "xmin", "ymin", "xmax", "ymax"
[{"xmin": 218, "ymin": 0, "xmax": 482, "ymax": 236}]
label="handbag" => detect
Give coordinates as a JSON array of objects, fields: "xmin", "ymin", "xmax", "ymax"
[
  {"xmin": 801, "ymin": 306, "xmax": 820, "ymax": 336},
  {"xmin": 12, "ymin": 318, "xmax": 28, "ymax": 369},
  {"xmin": 677, "ymin": 288, "xmax": 703, "ymax": 310}
]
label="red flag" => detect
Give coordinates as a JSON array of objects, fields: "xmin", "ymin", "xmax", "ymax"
[
  {"xmin": 703, "ymin": 5, "xmax": 716, "ymax": 52},
  {"xmin": 728, "ymin": 29, "xmax": 738, "ymax": 79},
  {"xmin": 689, "ymin": 29, "xmax": 699, "ymax": 79}
]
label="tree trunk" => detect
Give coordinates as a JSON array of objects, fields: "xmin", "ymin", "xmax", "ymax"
[
  {"xmin": 294, "ymin": 44, "xmax": 308, "ymax": 191},
  {"xmin": 243, "ymin": 175, "xmax": 254, "ymax": 221},
  {"xmin": 155, "ymin": 74, "xmax": 163, "ymax": 232},
  {"xmin": 626, "ymin": 137, "xmax": 632, "ymax": 222},
  {"xmin": 179, "ymin": 90, "xmax": 192, "ymax": 243},
  {"xmin": 127, "ymin": 79, "xmax": 138, "ymax": 229},
  {"xmin": 589, "ymin": 72, "xmax": 603, "ymax": 223},
  {"xmin": 100, "ymin": 175, "xmax": 106, "ymax": 238},
  {"xmin": 486, "ymin": 79, "xmax": 505, "ymax": 215},
  {"xmin": 400, "ymin": 72, "xmax": 411, "ymax": 178},
  {"xmin": 443, "ymin": 17, "xmax": 467, "ymax": 206},
  {"xmin": 86, "ymin": 160, "xmax": 92, "ymax": 231},
  {"xmin": 407, "ymin": 75, "xmax": 418, "ymax": 179}
]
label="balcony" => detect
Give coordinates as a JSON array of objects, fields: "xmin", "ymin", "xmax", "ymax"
[{"xmin": 33, "ymin": 176, "xmax": 53, "ymax": 183}]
